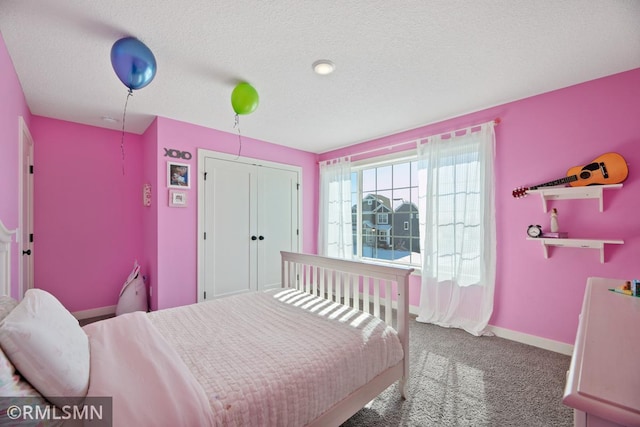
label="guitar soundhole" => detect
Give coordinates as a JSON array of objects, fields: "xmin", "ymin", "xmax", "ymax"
[{"xmin": 579, "ymin": 171, "xmax": 591, "ymax": 180}]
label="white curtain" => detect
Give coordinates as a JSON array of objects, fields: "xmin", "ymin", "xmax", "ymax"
[
  {"xmin": 318, "ymin": 157, "xmax": 353, "ymax": 258},
  {"xmin": 416, "ymin": 123, "xmax": 496, "ymax": 336}
]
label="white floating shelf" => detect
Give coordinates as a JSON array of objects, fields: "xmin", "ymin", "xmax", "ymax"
[
  {"xmin": 527, "ymin": 184, "xmax": 623, "ymax": 212},
  {"xmin": 527, "ymin": 237, "xmax": 624, "ymax": 263}
]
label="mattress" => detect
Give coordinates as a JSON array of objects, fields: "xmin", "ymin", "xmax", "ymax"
[{"xmin": 147, "ymin": 288, "xmax": 404, "ymax": 426}]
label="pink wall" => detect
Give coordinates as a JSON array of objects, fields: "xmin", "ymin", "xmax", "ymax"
[
  {"xmin": 141, "ymin": 119, "xmax": 159, "ymax": 311},
  {"xmin": 492, "ymin": 68, "xmax": 640, "ymax": 344},
  {"xmin": 321, "ymin": 68, "xmax": 640, "ymax": 344},
  {"xmin": 4, "ymin": 20, "xmax": 638, "ymax": 346},
  {"xmin": 152, "ymin": 117, "xmax": 318, "ymax": 309},
  {"xmin": 29, "ymin": 117, "xmax": 145, "ymax": 312},
  {"xmin": 0, "ymin": 32, "xmax": 32, "ymax": 298}
]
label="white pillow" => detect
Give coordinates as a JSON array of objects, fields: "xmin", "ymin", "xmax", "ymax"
[
  {"xmin": 0, "ymin": 296, "xmax": 18, "ymax": 321},
  {"xmin": 0, "ymin": 289, "xmax": 89, "ymax": 407},
  {"xmin": 0, "ymin": 346, "xmax": 50, "ymax": 402}
]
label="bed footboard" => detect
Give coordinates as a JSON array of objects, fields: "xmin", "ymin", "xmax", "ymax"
[{"xmin": 280, "ymin": 251, "xmax": 413, "ymax": 398}]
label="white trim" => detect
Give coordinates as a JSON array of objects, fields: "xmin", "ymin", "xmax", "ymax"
[
  {"xmin": 351, "ymin": 150, "xmax": 417, "ymax": 169},
  {"xmin": 72, "ymin": 305, "xmax": 117, "ymax": 320},
  {"xmin": 409, "ymin": 304, "xmax": 420, "ymax": 316},
  {"xmin": 373, "ymin": 297, "xmax": 573, "ymax": 355},
  {"xmin": 199, "ymin": 150, "xmax": 304, "ymax": 174},
  {"xmin": 487, "ymin": 325, "xmax": 574, "ymax": 356},
  {"xmin": 197, "ymin": 149, "xmax": 303, "ymax": 303},
  {"xmin": 18, "ymin": 116, "xmax": 34, "ymax": 299}
]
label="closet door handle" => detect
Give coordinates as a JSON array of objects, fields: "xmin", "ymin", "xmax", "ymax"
[
  {"xmin": 22, "ymin": 249, "xmax": 32, "ymax": 255},
  {"xmin": 251, "ymin": 235, "xmax": 257, "ymax": 241},
  {"xmin": 258, "ymin": 236, "xmax": 264, "ymax": 241}
]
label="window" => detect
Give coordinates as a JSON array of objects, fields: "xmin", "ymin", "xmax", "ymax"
[{"xmin": 351, "ymin": 157, "xmax": 421, "ymax": 266}]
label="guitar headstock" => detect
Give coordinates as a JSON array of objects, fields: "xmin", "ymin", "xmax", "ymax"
[{"xmin": 512, "ymin": 187, "xmax": 529, "ymax": 199}]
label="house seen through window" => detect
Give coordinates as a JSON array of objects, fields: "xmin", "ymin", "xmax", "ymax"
[{"xmin": 351, "ymin": 159, "xmax": 421, "ymax": 266}]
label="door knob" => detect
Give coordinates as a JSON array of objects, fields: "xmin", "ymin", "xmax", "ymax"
[
  {"xmin": 251, "ymin": 236, "xmax": 257, "ymax": 241},
  {"xmin": 22, "ymin": 249, "xmax": 31, "ymax": 255},
  {"xmin": 258, "ymin": 236, "xmax": 264, "ymax": 240}
]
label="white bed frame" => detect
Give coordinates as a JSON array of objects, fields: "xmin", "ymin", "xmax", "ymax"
[
  {"xmin": 0, "ymin": 221, "xmax": 413, "ymax": 424},
  {"xmin": 281, "ymin": 251, "xmax": 414, "ymax": 426}
]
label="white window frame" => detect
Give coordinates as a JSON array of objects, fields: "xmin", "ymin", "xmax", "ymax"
[{"xmin": 351, "ymin": 151, "xmax": 420, "ymax": 268}]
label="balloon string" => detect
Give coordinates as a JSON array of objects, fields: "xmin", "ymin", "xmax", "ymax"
[
  {"xmin": 233, "ymin": 113, "xmax": 242, "ymax": 159},
  {"xmin": 121, "ymin": 89, "xmax": 133, "ymax": 175}
]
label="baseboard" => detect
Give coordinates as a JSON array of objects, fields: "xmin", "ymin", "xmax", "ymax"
[
  {"xmin": 352, "ymin": 284, "xmax": 573, "ymax": 355},
  {"xmin": 487, "ymin": 325, "xmax": 574, "ymax": 356},
  {"xmin": 406, "ymin": 301, "xmax": 572, "ymax": 355},
  {"xmin": 72, "ymin": 305, "xmax": 116, "ymax": 320}
]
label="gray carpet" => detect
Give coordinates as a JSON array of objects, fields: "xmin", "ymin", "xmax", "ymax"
[{"xmin": 342, "ymin": 317, "xmax": 573, "ymax": 427}]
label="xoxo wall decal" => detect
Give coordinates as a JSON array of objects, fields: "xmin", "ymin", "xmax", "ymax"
[{"xmin": 163, "ymin": 148, "xmax": 192, "ymax": 160}]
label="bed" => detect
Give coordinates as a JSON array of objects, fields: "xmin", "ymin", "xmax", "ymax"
[{"xmin": 0, "ymin": 218, "xmax": 413, "ymax": 426}]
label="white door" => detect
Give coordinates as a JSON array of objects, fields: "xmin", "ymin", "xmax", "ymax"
[
  {"xmin": 203, "ymin": 158, "xmax": 257, "ymax": 299},
  {"xmin": 199, "ymin": 152, "xmax": 300, "ymax": 300},
  {"xmin": 257, "ymin": 167, "xmax": 298, "ymax": 291},
  {"xmin": 19, "ymin": 117, "xmax": 34, "ymax": 298}
]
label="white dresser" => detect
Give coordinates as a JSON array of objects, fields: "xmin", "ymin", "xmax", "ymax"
[{"xmin": 563, "ymin": 277, "xmax": 640, "ymax": 427}]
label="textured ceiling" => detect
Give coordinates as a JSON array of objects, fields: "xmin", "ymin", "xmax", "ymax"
[{"xmin": 1, "ymin": 1, "xmax": 640, "ymax": 154}]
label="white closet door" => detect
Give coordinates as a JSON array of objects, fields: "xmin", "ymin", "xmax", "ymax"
[
  {"xmin": 203, "ymin": 158, "xmax": 257, "ymax": 298},
  {"xmin": 257, "ymin": 167, "xmax": 299, "ymax": 291}
]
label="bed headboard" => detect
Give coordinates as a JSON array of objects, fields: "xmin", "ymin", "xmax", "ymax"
[
  {"xmin": 280, "ymin": 251, "xmax": 414, "ymax": 332},
  {"xmin": 280, "ymin": 251, "xmax": 414, "ymax": 399},
  {"xmin": 0, "ymin": 218, "xmax": 16, "ymax": 296}
]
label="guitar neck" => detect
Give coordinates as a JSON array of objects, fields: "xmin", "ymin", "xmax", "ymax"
[{"xmin": 529, "ymin": 175, "xmax": 577, "ymax": 190}]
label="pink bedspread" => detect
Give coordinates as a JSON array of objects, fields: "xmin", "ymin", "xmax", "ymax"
[
  {"xmin": 147, "ymin": 289, "xmax": 403, "ymax": 426},
  {"xmin": 83, "ymin": 312, "xmax": 214, "ymax": 427},
  {"xmin": 82, "ymin": 290, "xmax": 403, "ymax": 426}
]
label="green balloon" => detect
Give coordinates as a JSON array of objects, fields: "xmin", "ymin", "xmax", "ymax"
[{"xmin": 231, "ymin": 82, "xmax": 259, "ymax": 115}]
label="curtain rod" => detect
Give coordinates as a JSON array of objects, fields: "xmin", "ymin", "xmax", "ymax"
[{"xmin": 324, "ymin": 117, "xmax": 500, "ymax": 162}]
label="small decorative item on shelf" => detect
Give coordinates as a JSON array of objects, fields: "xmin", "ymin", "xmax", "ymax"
[
  {"xmin": 550, "ymin": 208, "xmax": 559, "ymax": 232},
  {"xmin": 542, "ymin": 207, "xmax": 568, "ymax": 238},
  {"xmin": 609, "ymin": 280, "xmax": 640, "ymax": 297},
  {"xmin": 527, "ymin": 224, "xmax": 543, "ymax": 238},
  {"xmin": 542, "ymin": 232, "xmax": 568, "ymax": 238}
]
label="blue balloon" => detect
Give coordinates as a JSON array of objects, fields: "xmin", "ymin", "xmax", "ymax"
[{"xmin": 110, "ymin": 37, "xmax": 157, "ymax": 91}]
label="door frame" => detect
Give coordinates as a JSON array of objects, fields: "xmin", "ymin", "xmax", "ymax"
[
  {"xmin": 18, "ymin": 116, "xmax": 34, "ymax": 299},
  {"xmin": 196, "ymin": 149, "xmax": 303, "ymax": 302}
]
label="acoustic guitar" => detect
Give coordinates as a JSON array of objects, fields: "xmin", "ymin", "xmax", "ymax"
[{"xmin": 512, "ymin": 152, "xmax": 628, "ymax": 198}]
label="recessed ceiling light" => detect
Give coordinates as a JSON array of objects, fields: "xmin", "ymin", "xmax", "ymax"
[
  {"xmin": 312, "ymin": 60, "xmax": 335, "ymax": 75},
  {"xmin": 101, "ymin": 116, "xmax": 119, "ymax": 123}
]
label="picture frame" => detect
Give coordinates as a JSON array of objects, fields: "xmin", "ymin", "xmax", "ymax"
[
  {"xmin": 167, "ymin": 161, "xmax": 190, "ymax": 189},
  {"xmin": 169, "ymin": 189, "xmax": 187, "ymax": 208}
]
